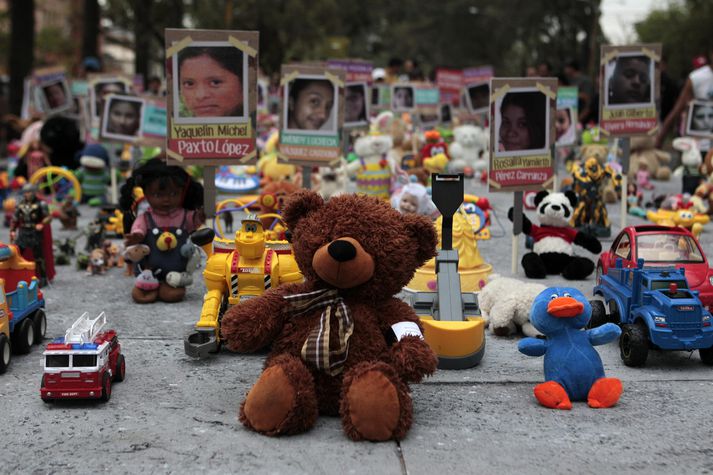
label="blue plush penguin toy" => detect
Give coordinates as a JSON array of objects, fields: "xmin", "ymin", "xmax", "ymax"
[{"xmin": 518, "ymin": 287, "xmax": 623, "ymax": 410}]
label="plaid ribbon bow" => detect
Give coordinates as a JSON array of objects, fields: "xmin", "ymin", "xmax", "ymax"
[{"xmin": 284, "ymin": 288, "xmax": 353, "ymax": 376}]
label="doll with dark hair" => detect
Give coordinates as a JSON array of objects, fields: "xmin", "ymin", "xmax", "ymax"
[{"xmin": 122, "ymin": 159, "xmax": 205, "ymax": 303}]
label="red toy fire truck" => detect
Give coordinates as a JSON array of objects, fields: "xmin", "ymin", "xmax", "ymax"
[{"xmin": 40, "ymin": 312, "xmax": 125, "ymax": 402}]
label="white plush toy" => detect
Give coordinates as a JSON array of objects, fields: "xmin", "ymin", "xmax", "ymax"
[
  {"xmin": 672, "ymin": 137, "xmax": 702, "ymax": 177},
  {"xmin": 478, "ymin": 274, "xmax": 544, "ymax": 337},
  {"xmin": 448, "ymin": 125, "xmax": 489, "ymax": 177},
  {"xmin": 347, "ymin": 112, "xmax": 396, "ymax": 199},
  {"xmin": 317, "ymin": 158, "xmax": 349, "ymax": 200}
]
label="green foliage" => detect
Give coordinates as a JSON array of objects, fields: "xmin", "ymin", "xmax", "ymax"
[{"xmin": 636, "ymin": 0, "xmax": 713, "ymax": 80}]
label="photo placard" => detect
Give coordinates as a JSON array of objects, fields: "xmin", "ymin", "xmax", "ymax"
[
  {"xmin": 34, "ymin": 67, "xmax": 73, "ymax": 115},
  {"xmin": 685, "ymin": 100, "xmax": 713, "ymax": 139},
  {"xmin": 141, "ymin": 97, "xmax": 168, "ymax": 146},
  {"xmin": 344, "ymin": 82, "xmax": 369, "ymax": 127},
  {"xmin": 436, "ymin": 68, "xmax": 463, "ymax": 106},
  {"xmin": 278, "ymin": 64, "xmax": 345, "ymax": 166},
  {"xmin": 599, "ymin": 43, "xmax": 661, "ymax": 137},
  {"xmin": 489, "ymin": 77, "xmax": 557, "ymax": 192},
  {"xmin": 556, "ymin": 86, "xmax": 578, "ymax": 146},
  {"xmin": 165, "ymin": 28, "xmax": 259, "ymax": 165},
  {"xmin": 99, "ymin": 94, "xmax": 146, "ymax": 143},
  {"xmin": 88, "ymin": 74, "xmax": 132, "ymax": 122}
]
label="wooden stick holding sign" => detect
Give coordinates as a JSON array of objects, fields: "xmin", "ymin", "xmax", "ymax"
[
  {"xmin": 619, "ymin": 136, "xmax": 630, "ymax": 230},
  {"xmin": 488, "ymin": 77, "xmax": 557, "ymax": 276}
]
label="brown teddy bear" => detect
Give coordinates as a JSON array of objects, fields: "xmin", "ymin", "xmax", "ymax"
[
  {"xmin": 629, "ymin": 136, "xmax": 671, "ymax": 181},
  {"xmin": 221, "ymin": 190, "xmax": 438, "ymax": 442}
]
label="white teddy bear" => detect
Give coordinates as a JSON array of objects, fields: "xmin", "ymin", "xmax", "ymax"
[
  {"xmin": 448, "ymin": 125, "xmax": 489, "ymax": 177},
  {"xmin": 478, "ymin": 275, "xmax": 544, "ymax": 337},
  {"xmin": 347, "ymin": 112, "xmax": 397, "ymax": 199}
]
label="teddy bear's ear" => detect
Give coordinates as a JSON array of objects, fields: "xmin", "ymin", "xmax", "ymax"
[
  {"xmin": 282, "ymin": 189, "xmax": 325, "ymax": 231},
  {"xmin": 401, "ymin": 213, "xmax": 438, "ymax": 264},
  {"xmin": 534, "ymin": 190, "xmax": 550, "ymax": 207},
  {"xmin": 564, "ymin": 190, "xmax": 578, "ymax": 208}
]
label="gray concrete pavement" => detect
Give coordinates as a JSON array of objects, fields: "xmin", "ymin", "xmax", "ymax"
[{"xmin": 2, "ymin": 175, "xmax": 713, "ymax": 474}]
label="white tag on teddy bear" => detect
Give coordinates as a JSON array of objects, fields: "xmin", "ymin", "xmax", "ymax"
[{"xmin": 391, "ymin": 321, "xmax": 423, "ymax": 340}]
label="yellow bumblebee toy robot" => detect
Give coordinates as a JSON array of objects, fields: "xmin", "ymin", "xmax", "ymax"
[
  {"xmin": 184, "ymin": 215, "xmax": 302, "ymax": 357},
  {"xmin": 571, "ymin": 156, "xmax": 622, "ymax": 238}
]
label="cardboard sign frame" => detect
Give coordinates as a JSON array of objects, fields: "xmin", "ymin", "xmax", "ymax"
[
  {"xmin": 165, "ymin": 28, "xmax": 259, "ymax": 165},
  {"xmin": 599, "ymin": 43, "xmax": 662, "ymax": 138},
  {"xmin": 99, "ymin": 94, "xmax": 146, "ymax": 143},
  {"xmin": 278, "ymin": 64, "xmax": 345, "ymax": 167},
  {"xmin": 685, "ymin": 100, "xmax": 713, "ymax": 139},
  {"xmin": 488, "ymin": 77, "xmax": 557, "ymax": 192}
]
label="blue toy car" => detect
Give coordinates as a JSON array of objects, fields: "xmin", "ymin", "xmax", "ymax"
[{"xmin": 592, "ymin": 258, "xmax": 713, "ymax": 366}]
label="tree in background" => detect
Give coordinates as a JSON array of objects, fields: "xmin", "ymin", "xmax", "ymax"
[
  {"xmin": 8, "ymin": 0, "xmax": 34, "ymax": 115},
  {"xmin": 636, "ymin": 0, "xmax": 713, "ymax": 82}
]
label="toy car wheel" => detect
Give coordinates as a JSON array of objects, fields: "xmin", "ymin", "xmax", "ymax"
[
  {"xmin": 0, "ymin": 334, "xmax": 11, "ymax": 374},
  {"xmin": 587, "ymin": 300, "xmax": 608, "ymax": 329},
  {"xmin": 13, "ymin": 318, "xmax": 35, "ymax": 355},
  {"xmin": 114, "ymin": 354, "xmax": 126, "ymax": 382},
  {"xmin": 608, "ymin": 300, "xmax": 621, "ymax": 323},
  {"xmin": 32, "ymin": 309, "xmax": 47, "ymax": 344},
  {"xmin": 699, "ymin": 346, "xmax": 713, "ymax": 366},
  {"xmin": 620, "ymin": 322, "xmax": 648, "ymax": 367},
  {"xmin": 100, "ymin": 373, "xmax": 112, "ymax": 402}
]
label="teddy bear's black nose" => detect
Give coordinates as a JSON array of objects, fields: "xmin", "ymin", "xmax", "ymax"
[{"xmin": 328, "ymin": 240, "xmax": 356, "ymax": 262}]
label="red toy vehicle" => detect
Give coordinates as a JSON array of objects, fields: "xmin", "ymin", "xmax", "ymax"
[
  {"xmin": 40, "ymin": 312, "xmax": 125, "ymax": 402},
  {"xmin": 597, "ymin": 225, "xmax": 713, "ymax": 308}
]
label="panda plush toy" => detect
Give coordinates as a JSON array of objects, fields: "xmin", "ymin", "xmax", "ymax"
[{"xmin": 508, "ymin": 190, "xmax": 602, "ymax": 280}]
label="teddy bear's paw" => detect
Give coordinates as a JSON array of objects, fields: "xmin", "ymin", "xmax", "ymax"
[
  {"xmin": 158, "ymin": 282, "xmax": 186, "ymax": 302},
  {"xmin": 240, "ymin": 355, "xmax": 317, "ymax": 436},
  {"xmin": 341, "ymin": 362, "xmax": 412, "ymax": 441},
  {"xmin": 491, "ymin": 322, "xmax": 516, "ymax": 337},
  {"xmin": 534, "ymin": 381, "xmax": 572, "ymax": 410},
  {"xmin": 588, "ymin": 377, "xmax": 622, "ymax": 409},
  {"xmin": 131, "ymin": 286, "xmax": 158, "ymax": 304},
  {"xmin": 390, "ymin": 336, "xmax": 438, "ymax": 383}
]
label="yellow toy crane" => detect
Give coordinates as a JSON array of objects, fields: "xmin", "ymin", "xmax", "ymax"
[{"xmin": 184, "ymin": 215, "xmax": 303, "ymax": 358}]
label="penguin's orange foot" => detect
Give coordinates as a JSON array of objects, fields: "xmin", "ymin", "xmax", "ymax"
[
  {"xmin": 588, "ymin": 377, "xmax": 622, "ymax": 408},
  {"xmin": 533, "ymin": 381, "xmax": 572, "ymax": 410}
]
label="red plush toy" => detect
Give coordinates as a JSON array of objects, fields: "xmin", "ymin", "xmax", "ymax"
[{"xmin": 221, "ymin": 190, "xmax": 438, "ymax": 441}]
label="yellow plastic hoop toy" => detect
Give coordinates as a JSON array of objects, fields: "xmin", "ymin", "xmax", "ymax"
[{"xmin": 29, "ymin": 166, "xmax": 82, "ymax": 204}]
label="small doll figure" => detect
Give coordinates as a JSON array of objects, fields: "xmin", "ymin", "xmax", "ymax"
[
  {"xmin": 635, "ymin": 162, "xmax": 654, "ymax": 190},
  {"xmin": 56, "ymin": 194, "xmax": 80, "ymax": 230},
  {"xmin": 391, "ymin": 182, "xmax": 436, "ymax": 217},
  {"xmin": 122, "ymin": 159, "xmax": 205, "ymax": 304},
  {"xmin": 10, "ymin": 183, "xmax": 55, "ymax": 286},
  {"xmin": 627, "ymin": 182, "xmax": 646, "ymax": 218}
]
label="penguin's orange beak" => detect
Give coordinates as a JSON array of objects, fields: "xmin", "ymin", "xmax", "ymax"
[{"xmin": 547, "ymin": 297, "xmax": 584, "ymax": 318}]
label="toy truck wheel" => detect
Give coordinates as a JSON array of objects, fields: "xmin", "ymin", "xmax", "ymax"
[
  {"xmin": 100, "ymin": 373, "xmax": 112, "ymax": 402},
  {"xmin": 114, "ymin": 354, "xmax": 126, "ymax": 382},
  {"xmin": 620, "ymin": 322, "xmax": 649, "ymax": 367},
  {"xmin": 587, "ymin": 300, "xmax": 608, "ymax": 329},
  {"xmin": 0, "ymin": 334, "xmax": 11, "ymax": 374},
  {"xmin": 608, "ymin": 300, "xmax": 621, "ymax": 323},
  {"xmin": 13, "ymin": 318, "xmax": 35, "ymax": 355},
  {"xmin": 32, "ymin": 309, "xmax": 47, "ymax": 344},
  {"xmin": 700, "ymin": 346, "xmax": 713, "ymax": 366}
]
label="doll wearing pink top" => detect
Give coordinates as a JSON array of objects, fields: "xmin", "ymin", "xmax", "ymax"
[{"xmin": 122, "ymin": 159, "xmax": 205, "ymax": 304}]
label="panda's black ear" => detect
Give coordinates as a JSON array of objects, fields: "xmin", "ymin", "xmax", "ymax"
[
  {"xmin": 564, "ymin": 190, "xmax": 578, "ymax": 207},
  {"xmin": 534, "ymin": 190, "xmax": 550, "ymax": 207}
]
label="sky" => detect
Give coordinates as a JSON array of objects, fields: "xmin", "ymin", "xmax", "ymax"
[{"xmin": 599, "ymin": 0, "xmax": 675, "ymax": 43}]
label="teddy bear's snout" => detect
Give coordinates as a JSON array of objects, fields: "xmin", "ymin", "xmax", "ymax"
[
  {"xmin": 328, "ymin": 240, "xmax": 357, "ymax": 262},
  {"xmin": 312, "ymin": 237, "xmax": 375, "ymax": 289}
]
